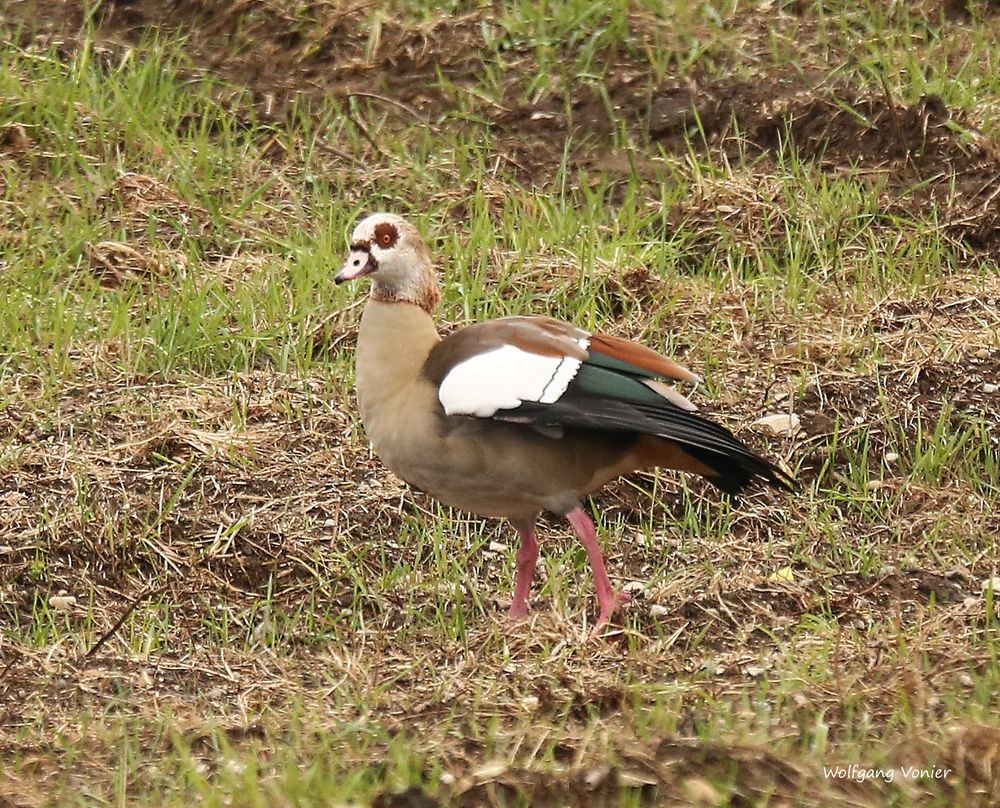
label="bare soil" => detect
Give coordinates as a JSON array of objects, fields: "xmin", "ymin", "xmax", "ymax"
[
  {"xmin": 7, "ymin": 0, "xmax": 1000, "ymax": 255},
  {"xmin": 2, "ymin": 2, "xmax": 1000, "ymax": 806}
]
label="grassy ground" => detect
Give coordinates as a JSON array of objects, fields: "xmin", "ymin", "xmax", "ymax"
[{"xmin": 1, "ymin": 1, "xmax": 999, "ymax": 805}]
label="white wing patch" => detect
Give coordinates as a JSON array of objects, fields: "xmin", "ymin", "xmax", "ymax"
[{"xmin": 438, "ymin": 338, "xmax": 590, "ymax": 418}]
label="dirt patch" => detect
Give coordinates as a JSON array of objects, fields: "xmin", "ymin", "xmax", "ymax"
[
  {"xmin": 8, "ymin": 0, "xmax": 489, "ymax": 118},
  {"xmin": 6, "ymin": 2, "xmax": 1000, "ymax": 255},
  {"xmin": 97, "ymin": 173, "xmax": 210, "ymax": 248},
  {"xmin": 3, "ymin": 5, "xmax": 1000, "ymax": 802},
  {"xmin": 497, "ymin": 73, "xmax": 1000, "ymax": 256},
  {"xmin": 754, "ymin": 90, "xmax": 1000, "ymax": 253},
  {"xmin": 634, "ymin": 78, "xmax": 1000, "ymax": 256}
]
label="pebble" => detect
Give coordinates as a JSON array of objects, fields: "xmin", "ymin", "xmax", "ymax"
[
  {"xmin": 584, "ymin": 765, "xmax": 611, "ymax": 788},
  {"xmin": 752, "ymin": 413, "xmax": 801, "ymax": 436},
  {"xmin": 983, "ymin": 383, "xmax": 998, "ymax": 394},
  {"xmin": 884, "ymin": 452, "xmax": 900, "ymax": 463},
  {"xmin": 49, "ymin": 595, "xmax": 76, "ymax": 611},
  {"xmin": 683, "ymin": 776, "xmax": 722, "ymax": 803}
]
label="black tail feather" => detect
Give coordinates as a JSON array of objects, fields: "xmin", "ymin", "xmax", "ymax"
[
  {"xmin": 682, "ymin": 443, "xmax": 796, "ymax": 495},
  {"xmin": 498, "ymin": 394, "xmax": 797, "ymax": 495}
]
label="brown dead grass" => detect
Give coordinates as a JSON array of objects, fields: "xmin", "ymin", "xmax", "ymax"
[
  {"xmin": 2, "ymin": 1, "xmax": 1000, "ymax": 805},
  {"xmin": 2, "ymin": 275, "xmax": 998, "ymax": 803},
  {"xmin": 7, "ymin": 0, "xmax": 1000, "ymax": 257}
]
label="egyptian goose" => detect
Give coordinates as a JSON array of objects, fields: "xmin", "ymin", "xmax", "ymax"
[{"xmin": 335, "ymin": 213, "xmax": 794, "ymax": 629}]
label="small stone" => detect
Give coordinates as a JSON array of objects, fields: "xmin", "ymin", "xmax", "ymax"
[
  {"xmin": 744, "ymin": 664, "xmax": 766, "ymax": 677},
  {"xmin": 981, "ymin": 577, "xmax": 1000, "ymax": 593},
  {"xmin": 439, "ymin": 772, "xmax": 456, "ymax": 786},
  {"xmin": 520, "ymin": 695, "xmax": 539, "ymax": 711},
  {"xmin": 752, "ymin": 413, "xmax": 801, "ymax": 436},
  {"xmin": 683, "ymin": 776, "xmax": 722, "ymax": 803},
  {"xmin": 650, "ymin": 604, "xmax": 670, "ymax": 617},
  {"xmin": 983, "ymin": 383, "xmax": 998, "ymax": 394},
  {"xmin": 48, "ymin": 595, "xmax": 76, "ymax": 611},
  {"xmin": 884, "ymin": 452, "xmax": 899, "ymax": 463},
  {"xmin": 487, "ymin": 541, "xmax": 509, "ymax": 553},
  {"xmin": 959, "ymin": 673, "xmax": 975, "ymax": 687},
  {"xmin": 584, "ymin": 764, "xmax": 612, "ymax": 789}
]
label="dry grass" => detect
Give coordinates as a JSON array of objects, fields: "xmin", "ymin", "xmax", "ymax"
[{"xmin": 1, "ymin": 1, "xmax": 999, "ymax": 805}]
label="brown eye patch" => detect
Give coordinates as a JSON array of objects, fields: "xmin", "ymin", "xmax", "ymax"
[{"xmin": 373, "ymin": 222, "xmax": 399, "ymax": 249}]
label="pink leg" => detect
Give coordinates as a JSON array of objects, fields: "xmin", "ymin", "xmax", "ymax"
[
  {"xmin": 565, "ymin": 506, "xmax": 629, "ymax": 630},
  {"xmin": 509, "ymin": 520, "xmax": 539, "ymax": 620}
]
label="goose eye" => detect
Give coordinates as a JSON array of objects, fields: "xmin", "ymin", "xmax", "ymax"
[{"xmin": 372, "ymin": 221, "xmax": 399, "ymax": 249}]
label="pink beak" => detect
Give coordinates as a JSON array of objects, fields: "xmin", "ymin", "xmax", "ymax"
[{"xmin": 334, "ymin": 249, "xmax": 377, "ymax": 284}]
